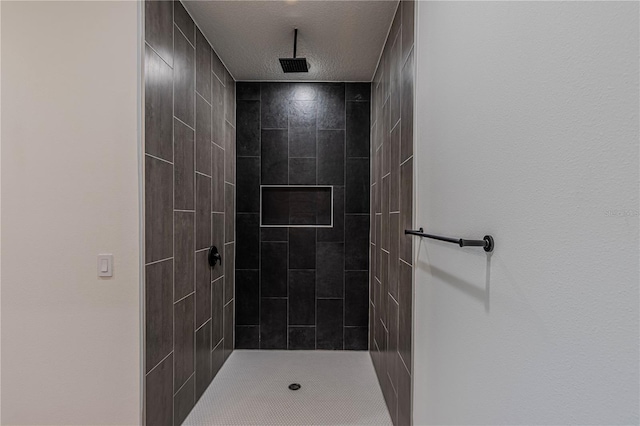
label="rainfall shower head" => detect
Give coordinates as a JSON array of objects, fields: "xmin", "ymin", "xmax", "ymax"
[{"xmin": 279, "ymin": 29, "xmax": 309, "ymax": 73}]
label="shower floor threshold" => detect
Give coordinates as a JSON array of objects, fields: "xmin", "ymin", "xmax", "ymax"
[{"xmin": 183, "ymin": 350, "xmax": 393, "ymax": 425}]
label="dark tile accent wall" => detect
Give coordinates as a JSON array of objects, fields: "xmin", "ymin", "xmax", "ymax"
[
  {"xmin": 236, "ymin": 82, "xmax": 370, "ymax": 350},
  {"xmin": 370, "ymin": 1, "xmax": 414, "ymax": 425},
  {"xmin": 144, "ymin": 1, "xmax": 236, "ymax": 424}
]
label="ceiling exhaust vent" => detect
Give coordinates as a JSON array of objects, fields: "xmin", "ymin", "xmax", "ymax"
[{"xmin": 279, "ymin": 29, "xmax": 309, "ymax": 73}]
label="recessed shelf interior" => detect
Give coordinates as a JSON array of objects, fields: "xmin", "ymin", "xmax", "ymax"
[{"xmin": 261, "ymin": 186, "xmax": 333, "ymax": 227}]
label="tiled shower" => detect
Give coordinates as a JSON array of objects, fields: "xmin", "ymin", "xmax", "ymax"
[
  {"xmin": 143, "ymin": 1, "xmax": 236, "ymax": 424},
  {"xmin": 142, "ymin": 1, "xmax": 414, "ymax": 425},
  {"xmin": 369, "ymin": 1, "xmax": 414, "ymax": 425},
  {"xmin": 234, "ymin": 82, "xmax": 371, "ymax": 350}
]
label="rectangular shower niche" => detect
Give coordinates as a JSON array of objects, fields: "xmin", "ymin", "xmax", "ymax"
[{"xmin": 260, "ymin": 185, "xmax": 333, "ymax": 227}]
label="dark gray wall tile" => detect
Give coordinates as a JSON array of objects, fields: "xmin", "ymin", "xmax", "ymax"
[
  {"xmin": 211, "ymin": 213, "xmax": 225, "ymax": 281},
  {"xmin": 225, "ymin": 183, "xmax": 235, "ymax": 243},
  {"xmin": 381, "ymin": 176, "xmax": 390, "ymax": 251},
  {"xmin": 174, "ymin": 119, "xmax": 194, "ymax": 210},
  {"xmin": 388, "ymin": 2, "xmax": 401, "ymax": 57},
  {"xmin": 346, "ymin": 101, "xmax": 371, "ymax": 158},
  {"xmin": 211, "ymin": 277, "xmax": 223, "ymax": 345},
  {"xmin": 316, "ymin": 242, "xmax": 344, "ymax": 298},
  {"xmin": 212, "ymin": 76, "xmax": 225, "ymax": 147},
  {"xmin": 375, "ymin": 215, "xmax": 381, "ymax": 279},
  {"xmin": 346, "ymin": 83, "xmax": 371, "ymax": 102},
  {"xmin": 145, "ymin": 0, "xmax": 173, "ymax": 66},
  {"xmin": 317, "ymin": 299, "xmax": 344, "ymax": 350},
  {"xmin": 236, "ymin": 270, "xmax": 259, "ymax": 325},
  {"xmin": 289, "ymin": 128, "xmax": 316, "ymax": 158},
  {"xmin": 382, "ymin": 373, "xmax": 398, "ymax": 426},
  {"xmin": 289, "ymin": 158, "xmax": 316, "ymax": 185},
  {"xmin": 174, "ymin": 295, "xmax": 194, "ymax": 390},
  {"xmin": 195, "ymin": 28, "xmax": 211, "ymax": 102},
  {"xmin": 173, "ymin": 374, "xmax": 195, "ymax": 426},
  {"xmin": 260, "ymin": 298, "xmax": 287, "ymax": 349},
  {"xmin": 389, "ymin": 32, "xmax": 401, "ymax": 128},
  {"xmin": 224, "ymin": 243, "xmax": 235, "ymax": 304},
  {"xmin": 317, "ymin": 130, "xmax": 345, "ymax": 185},
  {"xmin": 400, "ymin": 159, "xmax": 413, "ymax": 264},
  {"xmin": 145, "ymin": 47, "xmax": 173, "ymax": 161},
  {"xmin": 211, "ymin": 50, "xmax": 225, "ymax": 83},
  {"xmin": 344, "ymin": 327, "xmax": 368, "ymax": 350},
  {"xmin": 145, "ymin": 156, "xmax": 173, "ymax": 263},
  {"xmin": 345, "ymin": 271, "xmax": 368, "ymax": 327},
  {"xmin": 379, "ymin": 250, "xmax": 389, "ymax": 328},
  {"xmin": 261, "ymin": 83, "xmax": 290, "ymax": 129},
  {"xmin": 289, "ymin": 270, "xmax": 315, "ymax": 326},
  {"xmin": 236, "ymin": 214, "xmax": 259, "ymax": 269},
  {"xmin": 401, "ymin": 0, "xmax": 415, "ymax": 63},
  {"xmin": 401, "ymin": 50, "xmax": 414, "ymax": 162},
  {"xmin": 211, "ymin": 339, "xmax": 224, "ymax": 377},
  {"xmin": 390, "ymin": 125, "xmax": 400, "ymax": 213},
  {"xmin": 289, "ymin": 100, "xmax": 317, "ymax": 129},
  {"xmin": 195, "ymin": 250, "xmax": 211, "ymax": 328},
  {"xmin": 397, "ymin": 360, "xmax": 412, "ymax": 426},
  {"xmin": 261, "ymin": 227, "xmax": 288, "ymax": 242},
  {"xmin": 212, "ymin": 143, "xmax": 225, "ymax": 212},
  {"xmin": 261, "ymin": 242, "xmax": 287, "ymax": 297},
  {"xmin": 195, "ymin": 320, "xmax": 212, "ymax": 399},
  {"xmin": 235, "ymin": 325, "xmax": 259, "ymax": 349},
  {"xmin": 225, "ymin": 122, "xmax": 236, "ymax": 184},
  {"xmin": 173, "ymin": 0, "xmax": 194, "ymax": 46},
  {"xmin": 317, "ymin": 83, "xmax": 345, "ymax": 130},
  {"xmin": 346, "ymin": 158, "xmax": 370, "ymax": 214},
  {"xmin": 196, "ymin": 174, "xmax": 211, "ymax": 250},
  {"xmin": 237, "ymin": 82, "xmax": 260, "ymax": 101},
  {"xmin": 196, "ymin": 95, "xmax": 212, "ymax": 175},
  {"xmin": 237, "ymin": 101, "xmax": 260, "ymax": 156},
  {"xmin": 261, "ymin": 129, "xmax": 288, "ymax": 184},
  {"xmin": 291, "ymin": 83, "xmax": 318, "ymax": 100},
  {"xmin": 174, "ymin": 25, "xmax": 195, "ymax": 126},
  {"xmin": 145, "ymin": 260, "xmax": 173, "ymax": 371},
  {"xmin": 225, "ymin": 74, "xmax": 235, "ymax": 126},
  {"xmin": 174, "ymin": 211, "xmax": 195, "ymax": 302},
  {"xmin": 388, "ymin": 297, "xmax": 399, "ymax": 391},
  {"xmin": 346, "ymin": 215, "xmax": 370, "ymax": 271},
  {"xmin": 237, "ymin": 157, "xmax": 260, "ymax": 213},
  {"xmin": 289, "ymin": 327, "xmax": 316, "ymax": 350},
  {"xmin": 146, "ymin": 353, "xmax": 173, "ymax": 426},
  {"xmin": 289, "ymin": 228, "xmax": 316, "ymax": 269},
  {"xmin": 317, "ymin": 186, "xmax": 344, "ymax": 242},
  {"xmin": 223, "ymin": 301, "xmax": 234, "ymax": 360},
  {"xmin": 398, "ymin": 261, "xmax": 412, "ymax": 372},
  {"xmin": 369, "ymin": 303, "xmax": 375, "ymax": 355},
  {"xmin": 389, "ymin": 213, "xmax": 399, "ymax": 300}
]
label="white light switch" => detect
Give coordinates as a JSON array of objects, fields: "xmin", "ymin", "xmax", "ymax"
[{"xmin": 98, "ymin": 254, "xmax": 113, "ymax": 277}]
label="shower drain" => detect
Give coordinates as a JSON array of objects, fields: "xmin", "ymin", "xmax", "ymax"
[{"xmin": 288, "ymin": 383, "xmax": 301, "ymax": 391}]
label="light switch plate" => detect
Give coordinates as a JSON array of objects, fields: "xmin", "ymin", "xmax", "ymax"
[{"xmin": 98, "ymin": 254, "xmax": 113, "ymax": 277}]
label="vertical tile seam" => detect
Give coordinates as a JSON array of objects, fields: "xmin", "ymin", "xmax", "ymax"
[
  {"xmin": 343, "ymin": 83, "xmax": 346, "ymax": 350},
  {"xmin": 171, "ymin": 4, "xmax": 176, "ymax": 422},
  {"xmin": 258, "ymin": 84, "xmax": 262, "ymax": 349},
  {"xmin": 286, "ymin": 86, "xmax": 290, "ymax": 350},
  {"xmin": 315, "ymin": 86, "xmax": 318, "ymax": 350},
  {"xmin": 191, "ymin": 12, "xmax": 197, "ymax": 412}
]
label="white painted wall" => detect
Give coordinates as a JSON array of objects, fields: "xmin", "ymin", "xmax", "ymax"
[
  {"xmin": 413, "ymin": 2, "xmax": 639, "ymax": 424},
  {"xmin": 1, "ymin": 2, "xmax": 141, "ymax": 424}
]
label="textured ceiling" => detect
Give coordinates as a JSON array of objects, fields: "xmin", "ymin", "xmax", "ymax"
[{"xmin": 183, "ymin": 0, "xmax": 399, "ymax": 82}]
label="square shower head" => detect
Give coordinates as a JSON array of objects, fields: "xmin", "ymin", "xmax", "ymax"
[{"xmin": 279, "ymin": 57, "xmax": 309, "ymax": 73}]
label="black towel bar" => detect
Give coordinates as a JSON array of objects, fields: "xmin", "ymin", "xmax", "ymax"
[{"xmin": 404, "ymin": 228, "xmax": 494, "ymax": 252}]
